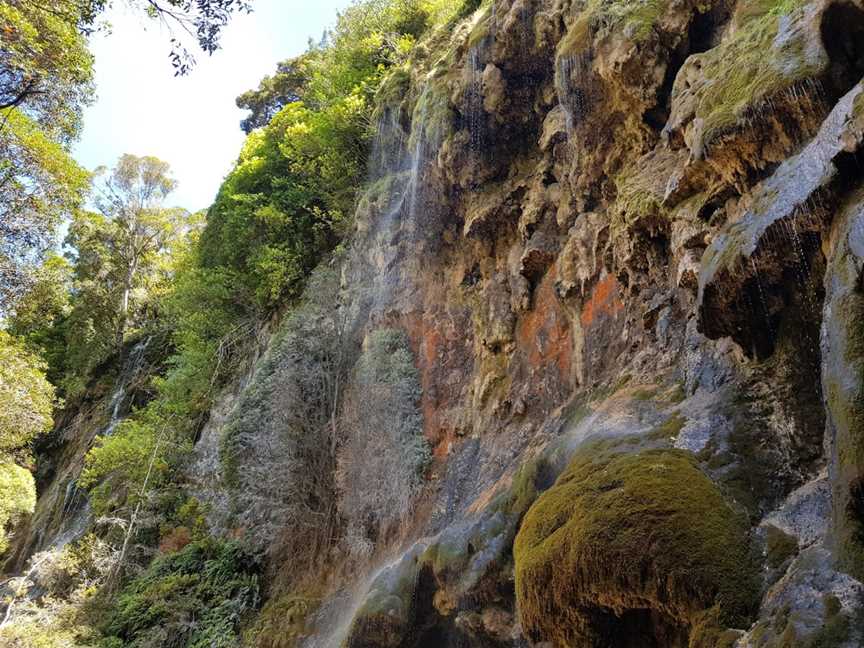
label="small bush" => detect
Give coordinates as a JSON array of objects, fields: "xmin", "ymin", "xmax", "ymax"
[{"xmin": 102, "ymin": 539, "xmax": 260, "ymax": 648}]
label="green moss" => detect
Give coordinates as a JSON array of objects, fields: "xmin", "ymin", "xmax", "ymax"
[
  {"xmin": 409, "ymin": 73, "xmax": 453, "ymax": 148},
  {"xmin": 824, "ymin": 595, "xmax": 843, "ymax": 619},
  {"xmin": 610, "ymin": 156, "xmax": 672, "ymax": 242},
  {"xmin": 514, "ymin": 445, "xmax": 757, "ymax": 646},
  {"xmin": 632, "ymin": 385, "xmax": 659, "ymax": 401},
  {"xmin": 499, "ymin": 453, "xmax": 550, "ymax": 517},
  {"xmin": 765, "ymin": 524, "xmax": 799, "ymax": 569},
  {"xmin": 804, "ymin": 615, "xmax": 852, "ymax": 648},
  {"xmin": 829, "ymin": 285, "xmax": 864, "ymax": 577},
  {"xmin": 375, "ymin": 66, "xmax": 411, "ymax": 108},
  {"xmin": 557, "ymin": 0, "xmax": 672, "ymax": 58},
  {"xmin": 651, "ymin": 412, "xmax": 687, "ymax": 442},
  {"xmin": 246, "ymin": 591, "xmax": 321, "ymax": 648},
  {"xmin": 666, "ymin": 383, "xmax": 688, "ymax": 404},
  {"xmin": 693, "ymin": 0, "xmax": 814, "ymax": 146}
]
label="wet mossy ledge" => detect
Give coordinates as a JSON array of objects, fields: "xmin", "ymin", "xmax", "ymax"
[{"xmin": 513, "ymin": 444, "xmax": 759, "ymax": 647}]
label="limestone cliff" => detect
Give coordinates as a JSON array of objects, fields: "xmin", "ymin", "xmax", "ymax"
[{"xmin": 10, "ymin": 0, "xmax": 864, "ymax": 646}]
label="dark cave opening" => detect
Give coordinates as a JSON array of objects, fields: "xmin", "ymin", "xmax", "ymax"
[
  {"xmin": 644, "ymin": 3, "xmax": 732, "ymax": 130},
  {"xmin": 590, "ymin": 607, "xmax": 690, "ymax": 648},
  {"xmin": 821, "ymin": 2, "xmax": 864, "ymax": 99}
]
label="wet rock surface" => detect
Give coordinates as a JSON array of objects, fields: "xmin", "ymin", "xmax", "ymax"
[{"xmin": 291, "ymin": 0, "xmax": 864, "ymax": 644}]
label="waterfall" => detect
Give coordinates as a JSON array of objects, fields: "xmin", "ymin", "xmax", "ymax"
[
  {"xmin": 301, "ymin": 541, "xmax": 430, "ymax": 648},
  {"xmin": 36, "ymin": 336, "xmax": 153, "ymax": 557},
  {"xmin": 359, "ymin": 76, "xmax": 450, "ymax": 314}
]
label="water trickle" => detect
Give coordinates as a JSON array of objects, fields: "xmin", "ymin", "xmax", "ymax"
[
  {"xmin": 464, "ymin": 47, "xmax": 485, "ymax": 152},
  {"xmin": 360, "ymin": 78, "xmax": 448, "ymax": 313},
  {"xmin": 750, "ymin": 257, "xmax": 776, "ymax": 344},
  {"xmin": 369, "ymin": 107, "xmax": 406, "ymax": 181},
  {"xmin": 556, "ymin": 52, "xmax": 592, "ymax": 133},
  {"xmin": 103, "ymin": 336, "xmax": 152, "ymax": 436},
  {"xmin": 300, "ymin": 543, "xmax": 429, "ymax": 648}
]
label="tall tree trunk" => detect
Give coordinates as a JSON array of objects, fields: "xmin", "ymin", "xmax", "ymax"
[{"xmin": 116, "ymin": 260, "xmax": 136, "ymax": 349}]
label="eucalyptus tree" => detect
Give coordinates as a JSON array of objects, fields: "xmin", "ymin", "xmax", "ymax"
[{"xmin": 91, "ymin": 154, "xmax": 188, "ymax": 346}]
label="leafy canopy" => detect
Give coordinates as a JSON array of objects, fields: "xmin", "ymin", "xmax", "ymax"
[{"xmin": 0, "ymin": 1, "xmax": 92, "ymax": 308}]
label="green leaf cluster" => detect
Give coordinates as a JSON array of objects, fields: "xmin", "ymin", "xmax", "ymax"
[
  {"xmin": 0, "ymin": 330, "xmax": 54, "ymax": 553},
  {"xmin": 101, "ymin": 539, "xmax": 260, "ymax": 648}
]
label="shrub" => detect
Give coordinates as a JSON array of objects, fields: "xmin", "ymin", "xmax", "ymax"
[
  {"xmin": 102, "ymin": 540, "xmax": 260, "ymax": 648},
  {"xmin": 220, "ymin": 265, "xmax": 352, "ymax": 560}
]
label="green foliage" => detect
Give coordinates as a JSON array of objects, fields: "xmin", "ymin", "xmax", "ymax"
[
  {"xmin": 236, "ymin": 53, "xmax": 313, "ymax": 133},
  {"xmin": 0, "ymin": 330, "xmax": 55, "ymax": 458},
  {"xmin": 0, "ymin": 109, "xmax": 90, "ymax": 307},
  {"xmin": 0, "ymin": 462, "xmax": 37, "ymax": 554},
  {"xmin": 0, "ymin": 533, "xmax": 113, "ymax": 647},
  {"xmin": 102, "ymin": 539, "xmax": 260, "ymax": 648},
  {"xmin": 201, "ymin": 114, "xmax": 346, "ymax": 308},
  {"xmin": 215, "ymin": 0, "xmax": 476, "ymax": 307},
  {"xmin": 0, "ymin": 1, "xmax": 93, "ymax": 304},
  {"xmin": 0, "ymin": 322, "xmax": 53, "ymax": 566},
  {"xmin": 685, "ymin": 0, "xmax": 811, "ymax": 146},
  {"xmin": 7, "ymin": 254, "xmax": 73, "ymax": 382},
  {"xmin": 514, "ymin": 444, "xmax": 758, "ymax": 646},
  {"xmin": 61, "ymin": 155, "xmax": 190, "ymax": 394},
  {"xmin": 0, "ymin": 0, "xmax": 94, "ymax": 137},
  {"xmin": 80, "ymin": 418, "xmax": 168, "ymax": 517}
]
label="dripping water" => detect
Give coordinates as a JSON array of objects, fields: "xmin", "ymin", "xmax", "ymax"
[
  {"xmin": 750, "ymin": 257, "xmax": 776, "ymax": 346},
  {"xmin": 301, "ymin": 542, "xmax": 430, "ymax": 648},
  {"xmin": 464, "ymin": 47, "xmax": 485, "ymax": 152},
  {"xmin": 556, "ymin": 52, "xmax": 591, "ymax": 134}
]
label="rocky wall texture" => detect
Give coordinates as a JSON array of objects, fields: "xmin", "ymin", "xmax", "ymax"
[{"xmin": 282, "ymin": 0, "xmax": 864, "ymax": 645}]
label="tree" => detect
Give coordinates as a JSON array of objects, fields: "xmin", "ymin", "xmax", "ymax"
[
  {"xmin": 121, "ymin": 0, "xmax": 255, "ymax": 75},
  {"xmin": 0, "ymin": 330, "xmax": 55, "ymax": 554},
  {"xmin": 0, "ymin": 1, "xmax": 92, "ymax": 309},
  {"xmin": 6, "ymin": 253, "xmax": 73, "ymax": 383},
  {"xmin": 0, "ymin": 331, "xmax": 54, "ymax": 460},
  {"xmin": 92, "ymin": 154, "xmax": 188, "ymax": 346},
  {"xmin": 236, "ymin": 53, "xmax": 312, "ymax": 133},
  {"xmin": 0, "ymin": 0, "xmax": 252, "ymax": 307}
]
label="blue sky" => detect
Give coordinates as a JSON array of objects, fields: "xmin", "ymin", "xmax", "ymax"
[{"xmin": 74, "ymin": 0, "xmax": 352, "ymax": 212}]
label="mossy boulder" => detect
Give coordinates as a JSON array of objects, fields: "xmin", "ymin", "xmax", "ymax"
[{"xmin": 514, "ymin": 445, "xmax": 758, "ymax": 647}]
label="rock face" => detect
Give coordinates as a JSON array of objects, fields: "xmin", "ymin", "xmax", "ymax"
[
  {"xmin": 11, "ymin": 0, "xmax": 864, "ymax": 646},
  {"xmin": 307, "ymin": 0, "xmax": 864, "ymax": 644},
  {"xmin": 205, "ymin": 0, "xmax": 864, "ymax": 644}
]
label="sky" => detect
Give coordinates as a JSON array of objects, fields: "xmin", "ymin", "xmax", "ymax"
[{"xmin": 74, "ymin": 0, "xmax": 352, "ymax": 212}]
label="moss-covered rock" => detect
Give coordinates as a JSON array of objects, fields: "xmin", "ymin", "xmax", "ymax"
[
  {"xmin": 514, "ymin": 445, "xmax": 758, "ymax": 647},
  {"xmin": 683, "ymin": 0, "xmax": 814, "ymax": 149}
]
